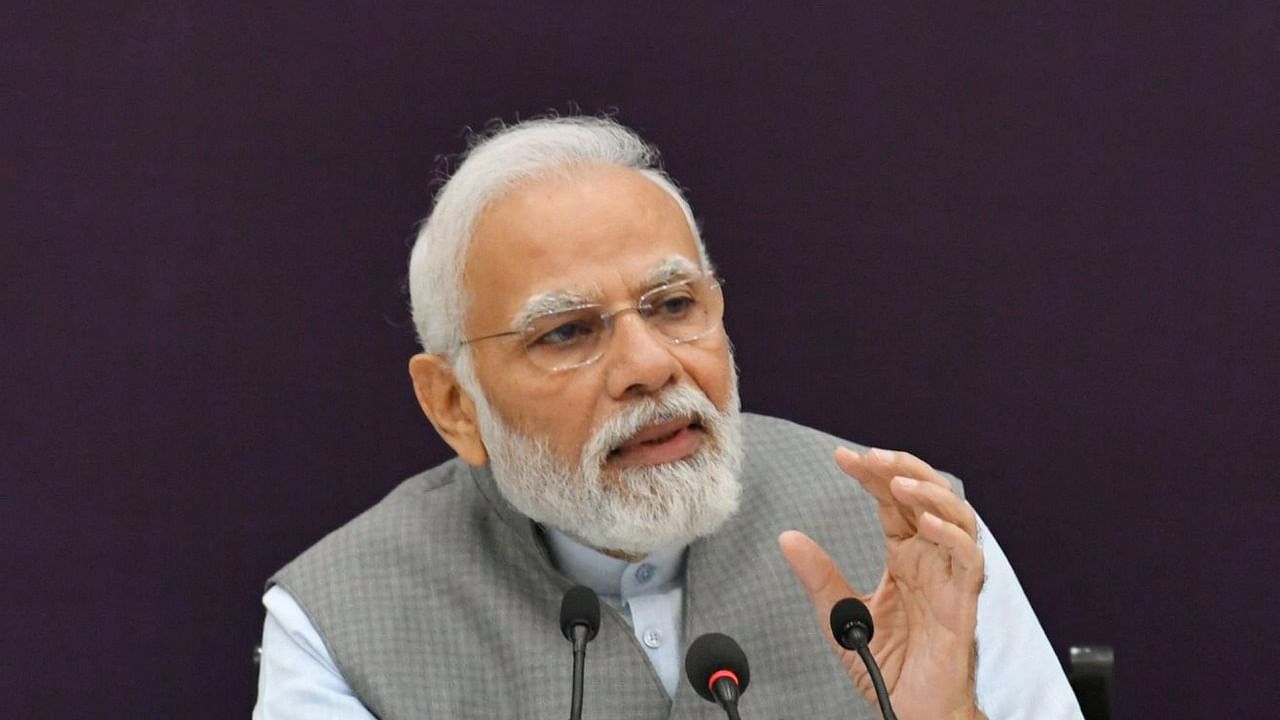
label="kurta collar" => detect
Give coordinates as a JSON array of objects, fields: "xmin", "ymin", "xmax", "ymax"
[{"xmin": 544, "ymin": 528, "xmax": 686, "ymax": 599}]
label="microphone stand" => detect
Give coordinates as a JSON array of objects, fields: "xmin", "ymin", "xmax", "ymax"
[
  {"xmin": 711, "ymin": 675, "xmax": 744, "ymax": 720},
  {"xmin": 568, "ymin": 624, "xmax": 589, "ymax": 720},
  {"xmin": 850, "ymin": 639, "xmax": 897, "ymax": 720},
  {"xmin": 830, "ymin": 598, "xmax": 898, "ymax": 720},
  {"xmin": 560, "ymin": 585, "xmax": 599, "ymax": 720}
]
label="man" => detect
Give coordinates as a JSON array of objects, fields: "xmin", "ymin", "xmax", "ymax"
[{"xmin": 254, "ymin": 117, "xmax": 1082, "ymax": 719}]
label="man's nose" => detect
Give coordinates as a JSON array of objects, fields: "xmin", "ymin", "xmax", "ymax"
[{"xmin": 603, "ymin": 311, "xmax": 681, "ymax": 398}]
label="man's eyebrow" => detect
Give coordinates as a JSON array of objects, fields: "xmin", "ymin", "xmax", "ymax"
[
  {"xmin": 508, "ymin": 257, "xmax": 701, "ymax": 328},
  {"xmin": 639, "ymin": 257, "xmax": 701, "ymax": 289},
  {"xmin": 511, "ymin": 290, "xmax": 597, "ymax": 328}
]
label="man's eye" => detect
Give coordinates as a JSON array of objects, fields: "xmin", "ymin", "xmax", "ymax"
[
  {"xmin": 533, "ymin": 322, "xmax": 595, "ymax": 347},
  {"xmin": 655, "ymin": 295, "xmax": 697, "ymax": 316}
]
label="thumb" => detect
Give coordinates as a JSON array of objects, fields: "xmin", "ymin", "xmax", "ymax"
[{"xmin": 778, "ymin": 530, "xmax": 864, "ymax": 621}]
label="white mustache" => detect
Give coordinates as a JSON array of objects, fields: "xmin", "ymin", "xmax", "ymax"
[{"xmin": 582, "ymin": 386, "xmax": 721, "ymax": 465}]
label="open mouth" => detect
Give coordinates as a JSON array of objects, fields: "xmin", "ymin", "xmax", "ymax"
[{"xmin": 608, "ymin": 417, "xmax": 706, "ymax": 465}]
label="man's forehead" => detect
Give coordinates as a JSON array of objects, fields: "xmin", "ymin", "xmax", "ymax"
[{"xmin": 462, "ymin": 165, "xmax": 705, "ymax": 329}]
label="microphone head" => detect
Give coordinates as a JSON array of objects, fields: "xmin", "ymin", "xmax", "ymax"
[
  {"xmin": 829, "ymin": 597, "xmax": 875, "ymax": 650},
  {"xmin": 684, "ymin": 632, "xmax": 751, "ymax": 702},
  {"xmin": 559, "ymin": 585, "xmax": 600, "ymax": 642}
]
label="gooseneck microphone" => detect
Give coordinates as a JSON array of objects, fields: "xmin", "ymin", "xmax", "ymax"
[
  {"xmin": 559, "ymin": 585, "xmax": 601, "ymax": 720},
  {"xmin": 830, "ymin": 597, "xmax": 898, "ymax": 720},
  {"xmin": 685, "ymin": 632, "xmax": 751, "ymax": 720}
]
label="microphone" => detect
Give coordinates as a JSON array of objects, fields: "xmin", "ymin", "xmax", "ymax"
[
  {"xmin": 559, "ymin": 585, "xmax": 600, "ymax": 720},
  {"xmin": 685, "ymin": 632, "xmax": 751, "ymax": 720},
  {"xmin": 830, "ymin": 597, "xmax": 898, "ymax": 720}
]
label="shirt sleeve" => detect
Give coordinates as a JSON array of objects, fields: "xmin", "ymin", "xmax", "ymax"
[
  {"xmin": 974, "ymin": 515, "xmax": 1084, "ymax": 719},
  {"xmin": 252, "ymin": 585, "xmax": 378, "ymax": 720}
]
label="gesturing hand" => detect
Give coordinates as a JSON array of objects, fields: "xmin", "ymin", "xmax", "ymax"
[{"xmin": 779, "ymin": 447, "xmax": 987, "ymax": 720}]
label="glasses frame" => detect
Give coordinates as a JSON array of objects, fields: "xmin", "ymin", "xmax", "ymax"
[{"xmin": 461, "ymin": 273, "xmax": 725, "ymax": 373}]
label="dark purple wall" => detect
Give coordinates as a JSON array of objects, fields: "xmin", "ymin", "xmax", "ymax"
[{"xmin": 5, "ymin": 2, "xmax": 1277, "ymax": 716}]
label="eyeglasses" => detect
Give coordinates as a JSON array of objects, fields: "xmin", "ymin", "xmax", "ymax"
[{"xmin": 462, "ymin": 274, "xmax": 725, "ymax": 372}]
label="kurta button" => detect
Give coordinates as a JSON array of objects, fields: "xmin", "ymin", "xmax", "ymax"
[
  {"xmin": 635, "ymin": 563, "xmax": 655, "ymax": 583},
  {"xmin": 642, "ymin": 629, "xmax": 663, "ymax": 648}
]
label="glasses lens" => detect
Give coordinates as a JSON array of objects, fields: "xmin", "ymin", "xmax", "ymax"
[
  {"xmin": 523, "ymin": 307, "xmax": 606, "ymax": 371},
  {"xmin": 642, "ymin": 277, "xmax": 723, "ymax": 342}
]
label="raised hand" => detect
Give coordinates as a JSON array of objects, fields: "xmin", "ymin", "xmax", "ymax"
[{"xmin": 779, "ymin": 447, "xmax": 987, "ymax": 720}]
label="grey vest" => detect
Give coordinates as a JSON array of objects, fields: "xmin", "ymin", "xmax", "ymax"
[{"xmin": 272, "ymin": 413, "xmax": 963, "ymax": 719}]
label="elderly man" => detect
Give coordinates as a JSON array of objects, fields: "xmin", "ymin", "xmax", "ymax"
[{"xmin": 254, "ymin": 117, "xmax": 1082, "ymax": 719}]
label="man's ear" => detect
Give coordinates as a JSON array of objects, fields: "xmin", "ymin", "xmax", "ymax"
[{"xmin": 408, "ymin": 353, "xmax": 488, "ymax": 466}]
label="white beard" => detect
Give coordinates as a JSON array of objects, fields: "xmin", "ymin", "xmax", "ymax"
[{"xmin": 459, "ymin": 361, "xmax": 744, "ymax": 556}]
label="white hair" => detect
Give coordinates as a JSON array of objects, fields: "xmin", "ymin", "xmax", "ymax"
[{"xmin": 407, "ymin": 116, "xmax": 710, "ymax": 356}]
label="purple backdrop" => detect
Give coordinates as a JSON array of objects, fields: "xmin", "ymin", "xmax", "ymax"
[{"xmin": 5, "ymin": 2, "xmax": 1278, "ymax": 716}]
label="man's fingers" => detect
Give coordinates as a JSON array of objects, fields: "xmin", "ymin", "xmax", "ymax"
[
  {"xmin": 834, "ymin": 447, "xmax": 892, "ymax": 502},
  {"xmin": 889, "ymin": 476, "xmax": 978, "ymax": 539},
  {"xmin": 778, "ymin": 530, "xmax": 863, "ymax": 614},
  {"xmin": 836, "ymin": 446, "xmax": 951, "ymax": 490},
  {"xmin": 834, "ymin": 447, "xmax": 911, "ymax": 539},
  {"xmin": 918, "ymin": 511, "xmax": 985, "ymax": 590},
  {"xmin": 836, "ymin": 446, "xmax": 971, "ymax": 540}
]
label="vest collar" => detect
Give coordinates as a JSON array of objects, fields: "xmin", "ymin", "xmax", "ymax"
[{"xmin": 466, "ymin": 461, "xmax": 555, "ymax": 567}]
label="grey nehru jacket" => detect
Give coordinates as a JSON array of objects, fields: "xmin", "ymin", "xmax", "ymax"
[{"xmin": 271, "ymin": 413, "xmax": 961, "ymax": 719}]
